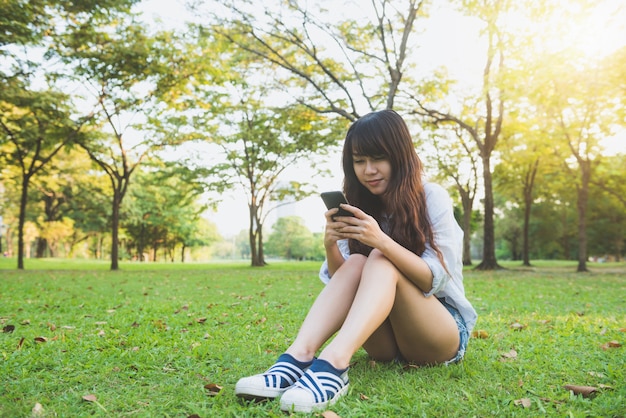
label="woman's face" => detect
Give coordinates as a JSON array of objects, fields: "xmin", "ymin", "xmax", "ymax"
[{"xmin": 352, "ymin": 154, "xmax": 392, "ymax": 196}]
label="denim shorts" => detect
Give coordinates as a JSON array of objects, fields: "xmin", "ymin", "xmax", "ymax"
[{"xmin": 438, "ymin": 297, "xmax": 469, "ymax": 365}]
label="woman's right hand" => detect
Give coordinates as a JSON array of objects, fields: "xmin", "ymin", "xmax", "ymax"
[{"xmin": 323, "ymin": 208, "xmax": 345, "ymax": 248}]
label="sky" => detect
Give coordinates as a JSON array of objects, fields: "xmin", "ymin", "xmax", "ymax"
[{"xmin": 138, "ymin": 0, "xmax": 626, "ymax": 238}]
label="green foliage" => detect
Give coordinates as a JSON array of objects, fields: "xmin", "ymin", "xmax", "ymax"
[
  {"xmin": 264, "ymin": 216, "xmax": 322, "ymax": 260},
  {"xmin": 0, "ymin": 261, "xmax": 624, "ymax": 416},
  {"xmin": 122, "ymin": 162, "xmax": 219, "ymax": 261}
]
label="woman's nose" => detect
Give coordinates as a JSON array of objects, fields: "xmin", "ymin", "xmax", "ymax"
[{"xmin": 365, "ymin": 161, "xmax": 377, "ymax": 173}]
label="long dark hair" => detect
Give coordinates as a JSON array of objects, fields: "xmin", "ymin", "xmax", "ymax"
[{"xmin": 342, "ymin": 110, "xmax": 444, "ymax": 266}]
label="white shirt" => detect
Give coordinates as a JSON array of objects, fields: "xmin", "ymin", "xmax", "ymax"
[{"xmin": 319, "ymin": 182, "xmax": 478, "ymax": 333}]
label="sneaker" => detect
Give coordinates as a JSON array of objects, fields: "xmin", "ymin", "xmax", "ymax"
[
  {"xmin": 280, "ymin": 359, "xmax": 350, "ymax": 413},
  {"xmin": 235, "ymin": 353, "xmax": 313, "ymax": 400}
]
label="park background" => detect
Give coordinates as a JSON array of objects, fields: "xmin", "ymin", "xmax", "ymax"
[
  {"xmin": 1, "ymin": 0, "xmax": 625, "ymax": 270},
  {"xmin": 1, "ymin": 1, "xmax": 625, "ymax": 416}
]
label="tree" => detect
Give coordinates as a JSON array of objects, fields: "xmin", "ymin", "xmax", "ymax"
[
  {"xmin": 209, "ymin": 0, "xmax": 429, "ymax": 118},
  {"xmin": 207, "ymin": 98, "xmax": 342, "ymax": 266},
  {"xmin": 0, "ymin": 0, "xmax": 144, "ymax": 268},
  {"xmin": 54, "ymin": 14, "xmax": 187, "ymax": 270},
  {"xmin": 414, "ymin": 0, "xmax": 511, "ymax": 270},
  {"xmin": 265, "ymin": 216, "xmax": 316, "ymax": 260},
  {"xmin": 122, "ymin": 162, "xmax": 214, "ymax": 262},
  {"xmin": 0, "ymin": 80, "xmax": 86, "ymax": 268},
  {"xmin": 428, "ymin": 126, "xmax": 480, "ymax": 265}
]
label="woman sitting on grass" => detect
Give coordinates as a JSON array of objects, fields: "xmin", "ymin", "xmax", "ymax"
[{"xmin": 235, "ymin": 109, "xmax": 477, "ymax": 413}]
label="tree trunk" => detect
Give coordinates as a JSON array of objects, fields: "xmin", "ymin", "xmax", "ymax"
[
  {"xmin": 35, "ymin": 238, "xmax": 47, "ymax": 258},
  {"xmin": 576, "ymin": 162, "xmax": 590, "ymax": 272},
  {"xmin": 110, "ymin": 189, "xmax": 121, "ymax": 270},
  {"xmin": 522, "ymin": 199, "xmax": 532, "ymax": 267},
  {"xmin": 17, "ymin": 177, "xmax": 29, "ymax": 269},
  {"xmin": 475, "ymin": 155, "xmax": 502, "ymax": 270},
  {"xmin": 460, "ymin": 189, "xmax": 473, "ymax": 266},
  {"xmin": 521, "ymin": 161, "xmax": 538, "ymax": 267}
]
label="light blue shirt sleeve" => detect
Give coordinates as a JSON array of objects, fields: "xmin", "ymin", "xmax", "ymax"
[{"xmin": 319, "ymin": 239, "xmax": 350, "ymax": 284}]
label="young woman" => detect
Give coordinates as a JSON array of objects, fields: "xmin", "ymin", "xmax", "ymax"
[{"xmin": 235, "ymin": 110, "xmax": 477, "ymax": 413}]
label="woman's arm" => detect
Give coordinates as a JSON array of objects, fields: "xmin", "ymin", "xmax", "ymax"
[{"xmin": 333, "ymin": 184, "xmax": 460, "ymax": 293}]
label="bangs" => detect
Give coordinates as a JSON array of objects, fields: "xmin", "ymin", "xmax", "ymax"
[{"xmin": 348, "ymin": 127, "xmax": 389, "ymax": 157}]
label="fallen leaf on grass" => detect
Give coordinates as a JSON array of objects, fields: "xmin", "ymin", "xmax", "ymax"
[
  {"xmin": 500, "ymin": 349, "xmax": 518, "ymax": 361},
  {"xmin": 510, "ymin": 322, "xmax": 526, "ymax": 331},
  {"xmin": 359, "ymin": 393, "xmax": 370, "ymax": 400},
  {"xmin": 204, "ymin": 383, "xmax": 223, "ymax": 396},
  {"xmin": 82, "ymin": 394, "xmax": 107, "ymax": 412},
  {"xmin": 471, "ymin": 329, "xmax": 489, "ymax": 339},
  {"xmin": 188, "ymin": 414, "xmax": 201, "ymax": 418},
  {"xmin": 321, "ymin": 411, "xmax": 341, "ymax": 418},
  {"xmin": 600, "ymin": 340, "xmax": 621, "ymax": 350},
  {"xmin": 2, "ymin": 325, "xmax": 15, "ymax": 333},
  {"xmin": 513, "ymin": 398, "xmax": 531, "ymax": 408},
  {"xmin": 17, "ymin": 337, "xmax": 25, "ymax": 350},
  {"xmin": 83, "ymin": 394, "xmax": 98, "ymax": 402},
  {"xmin": 32, "ymin": 402, "xmax": 44, "ymax": 416},
  {"xmin": 563, "ymin": 385, "xmax": 598, "ymax": 398},
  {"xmin": 34, "ymin": 336, "xmax": 47, "ymax": 343}
]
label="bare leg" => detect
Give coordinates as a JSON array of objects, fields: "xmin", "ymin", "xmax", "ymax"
[
  {"xmin": 285, "ymin": 254, "xmax": 367, "ymax": 362},
  {"xmin": 318, "ymin": 250, "xmax": 460, "ymax": 368}
]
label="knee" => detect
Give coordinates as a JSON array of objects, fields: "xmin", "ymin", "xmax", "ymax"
[{"xmin": 367, "ymin": 248, "xmax": 389, "ymax": 264}]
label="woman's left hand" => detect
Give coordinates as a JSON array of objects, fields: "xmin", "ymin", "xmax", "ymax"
[{"xmin": 333, "ymin": 204, "xmax": 386, "ymax": 249}]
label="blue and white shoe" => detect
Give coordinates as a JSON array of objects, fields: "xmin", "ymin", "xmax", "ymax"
[
  {"xmin": 235, "ymin": 353, "xmax": 313, "ymax": 400},
  {"xmin": 280, "ymin": 359, "xmax": 350, "ymax": 413}
]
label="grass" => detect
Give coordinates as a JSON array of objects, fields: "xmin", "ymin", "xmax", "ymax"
[{"xmin": 0, "ymin": 258, "xmax": 624, "ymax": 417}]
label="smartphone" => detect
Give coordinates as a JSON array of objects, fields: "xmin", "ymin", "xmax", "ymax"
[{"xmin": 321, "ymin": 191, "xmax": 354, "ymax": 218}]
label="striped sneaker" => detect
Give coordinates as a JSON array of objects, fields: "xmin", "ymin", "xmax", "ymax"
[
  {"xmin": 280, "ymin": 359, "xmax": 350, "ymax": 413},
  {"xmin": 235, "ymin": 353, "xmax": 313, "ymax": 400}
]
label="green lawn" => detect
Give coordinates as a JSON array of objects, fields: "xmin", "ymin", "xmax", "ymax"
[{"xmin": 1, "ymin": 259, "xmax": 624, "ymax": 417}]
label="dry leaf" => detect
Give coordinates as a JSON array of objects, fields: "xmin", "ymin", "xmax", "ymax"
[
  {"xmin": 2, "ymin": 325, "xmax": 15, "ymax": 333},
  {"xmin": 17, "ymin": 337, "xmax": 25, "ymax": 350},
  {"xmin": 510, "ymin": 322, "xmax": 526, "ymax": 331},
  {"xmin": 34, "ymin": 336, "xmax": 47, "ymax": 343},
  {"xmin": 500, "ymin": 349, "xmax": 518, "ymax": 360},
  {"xmin": 513, "ymin": 398, "xmax": 531, "ymax": 408},
  {"xmin": 359, "ymin": 393, "xmax": 370, "ymax": 400},
  {"xmin": 600, "ymin": 340, "xmax": 622, "ymax": 350},
  {"xmin": 204, "ymin": 383, "xmax": 223, "ymax": 396},
  {"xmin": 563, "ymin": 384, "xmax": 598, "ymax": 398},
  {"xmin": 321, "ymin": 411, "xmax": 341, "ymax": 418},
  {"xmin": 188, "ymin": 415, "xmax": 201, "ymax": 418},
  {"xmin": 32, "ymin": 402, "xmax": 44, "ymax": 416},
  {"xmin": 471, "ymin": 329, "xmax": 489, "ymax": 339},
  {"xmin": 82, "ymin": 394, "xmax": 98, "ymax": 402}
]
